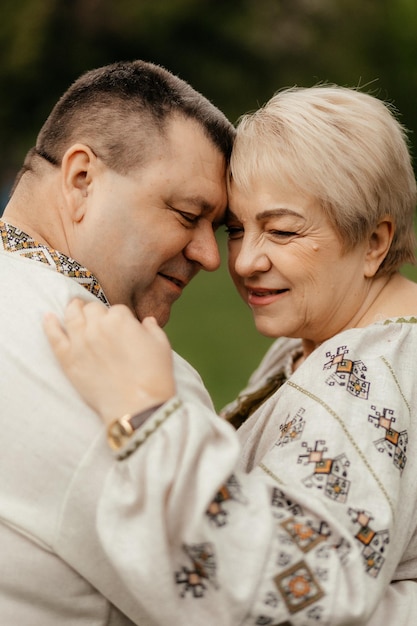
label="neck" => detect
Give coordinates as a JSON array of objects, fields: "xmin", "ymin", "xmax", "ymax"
[
  {"xmin": 299, "ymin": 272, "xmax": 411, "ymax": 363},
  {"xmin": 3, "ymin": 177, "xmax": 69, "ymax": 252},
  {"xmin": 343, "ymin": 272, "xmax": 393, "ymax": 329}
]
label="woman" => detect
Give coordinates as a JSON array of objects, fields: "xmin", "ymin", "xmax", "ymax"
[{"xmin": 45, "ymin": 86, "xmax": 417, "ymax": 625}]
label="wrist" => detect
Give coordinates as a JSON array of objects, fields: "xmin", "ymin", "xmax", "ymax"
[
  {"xmin": 107, "ymin": 403, "xmax": 165, "ymax": 451},
  {"xmin": 101, "ymin": 389, "xmax": 175, "ymax": 426}
]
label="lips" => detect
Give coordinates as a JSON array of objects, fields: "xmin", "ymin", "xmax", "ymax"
[
  {"xmin": 248, "ymin": 288, "xmax": 288, "ymax": 296},
  {"xmin": 246, "ymin": 286, "xmax": 289, "ymax": 307},
  {"xmin": 158, "ymin": 273, "xmax": 187, "ymax": 290}
]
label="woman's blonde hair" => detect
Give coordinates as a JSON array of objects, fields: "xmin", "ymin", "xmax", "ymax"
[{"xmin": 230, "ymin": 85, "xmax": 417, "ymax": 274}]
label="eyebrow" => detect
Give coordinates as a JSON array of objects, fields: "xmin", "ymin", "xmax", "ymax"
[
  {"xmin": 172, "ymin": 195, "xmax": 226, "ymax": 228},
  {"xmin": 172, "ymin": 195, "xmax": 217, "ymax": 214},
  {"xmin": 256, "ymin": 208, "xmax": 305, "ymax": 221},
  {"xmin": 226, "ymin": 208, "xmax": 305, "ymax": 222}
]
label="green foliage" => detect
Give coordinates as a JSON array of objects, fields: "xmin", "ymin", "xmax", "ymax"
[{"xmin": 3, "ymin": 0, "xmax": 417, "ymax": 171}]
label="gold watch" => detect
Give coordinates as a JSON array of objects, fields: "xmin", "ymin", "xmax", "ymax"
[{"xmin": 107, "ymin": 404, "xmax": 163, "ymax": 451}]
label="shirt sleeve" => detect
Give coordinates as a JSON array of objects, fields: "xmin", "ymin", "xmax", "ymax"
[{"xmin": 55, "ymin": 321, "xmax": 417, "ymax": 625}]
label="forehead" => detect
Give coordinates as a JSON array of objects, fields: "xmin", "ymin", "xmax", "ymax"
[
  {"xmin": 127, "ymin": 116, "xmax": 228, "ymax": 218},
  {"xmin": 163, "ymin": 115, "xmax": 221, "ymax": 159},
  {"xmin": 229, "ymin": 175, "xmax": 311, "ymax": 211}
]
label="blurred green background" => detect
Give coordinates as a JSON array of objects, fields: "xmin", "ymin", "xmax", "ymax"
[{"xmin": 1, "ymin": 0, "xmax": 417, "ymax": 409}]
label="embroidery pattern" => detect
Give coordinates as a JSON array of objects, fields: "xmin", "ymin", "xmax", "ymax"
[
  {"xmin": 368, "ymin": 406, "xmax": 408, "ymax": 472},
  {"xmin": 271, "ymin": 488, "xmax": 304, "ymax": 518},
  {"xmin": 298, "ymin": 441, "xmax": 351, "ymax": 503},
  {"xmin": 383, "ymin": 316, "xmax": 417, "ymax": 325},
  {"xmin": 348, "ymin": 509, "xmax": 389, "ymax": 578},
  {"xmin": 0, "ymin": 221, "xmax": 109, "ymax": 304},
  {"xmin": 255, "ymin": 617, "xmax": 292, "ymax": 626},
  {"xmin": 206, "ymin": 474, "xmax": 247, "ymax": 527},
  {"xmin": 281, "ymin": 517, "xmax": 329, "ymax": 553},
  {"xmin": 324, "ymin": 346, "xmax": 370, "ymax": 399},
  {"xmin": 175, "ymin": 542, "xmax": 218, "ymax": 597},
  {"xmin": 275, "ymin": 408, "xmax": 306, "ymax": 448},
  {"xmin": 274, "ymin": 560, "xmax": 324, "ymax": 615}
]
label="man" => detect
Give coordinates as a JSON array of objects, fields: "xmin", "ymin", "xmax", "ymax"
[{"xmin": 0, "ymin": 60, "xmax": 234, "ymax": 624}]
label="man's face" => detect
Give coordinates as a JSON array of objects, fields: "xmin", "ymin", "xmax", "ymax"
[{"xmin": 72, "ymin": 117, "xmax": 228, "ymax": 326}]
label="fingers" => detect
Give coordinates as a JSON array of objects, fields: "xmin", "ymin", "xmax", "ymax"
[
  {"xmin": 44, "ymin": 298, "xmax": 105, "ymax": 360},
  {"xmin": 43, "ymin": 312, "xmax": 71, "ymax": 358},
  {"xmin": 141, "ymin": 316, "xmax": 158, "ymax": 329},
  {"xmin": 45, "ymin": 300, "xmax": 169, "ymax": 362},
  {"xmin": 64, "ymin": 298, "xmax": 86, "ymax": 320},
  {"xmin": 65, "ymin": 298, "xmax": 106, "ymax": 331},
  {"xmin": 43, "ymin": 301, "xmax": 176, "ymax": 421},
  {"xmin": 142, "ymin": 316, "xmax": 171, "ymax": 349}
]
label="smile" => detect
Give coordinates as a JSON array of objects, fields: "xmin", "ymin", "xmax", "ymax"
[
  {"xmin": 249, "ymin": 289, "xmax": 287, "ymax": 296},
  {"xmin": 247, "ymin": 287, "xmax": 289, "ymax": 306},
  {"xmin": 158, "ymin": 273, "xmax": 186, "ymax": 290}
]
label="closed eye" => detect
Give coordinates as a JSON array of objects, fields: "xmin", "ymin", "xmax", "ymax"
[
  {"xmin": 168, "ymin": 205, "xmax": 201, "ymax": 226},
  {"xmin": 270, "ymin": 230, "xmax": 297, "ymax": 238},
  {"xmin": 225, "ymin": 225, "xmax": 244, "ymax": 239},
  {"xmin": 179, "ymin": 211, "xmax": 200, "ymax": 224}
]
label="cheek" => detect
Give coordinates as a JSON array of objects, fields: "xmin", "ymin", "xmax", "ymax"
[
  {"xmin": 227, "ymin": 245, "xmax": 240, "ymax": 280},
  {"xmin": 291, "ymin": 246, "xmax": 332, "ymax": 282}
]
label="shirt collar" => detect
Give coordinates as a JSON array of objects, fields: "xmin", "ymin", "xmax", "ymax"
[{"xmin": 0, "ymin": 220, "xmax": 110, "ymax": 305}]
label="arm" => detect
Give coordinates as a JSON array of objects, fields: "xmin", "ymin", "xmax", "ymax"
[{"xmin": 44, "ymin": 304, "xmax": 417, "ymax": 625}]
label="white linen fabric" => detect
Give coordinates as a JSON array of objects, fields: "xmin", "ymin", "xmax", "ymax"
[
  {"xmin": 0, "ymin": 227, "xmax": 214, "ymax": 625},
  {"xmin": 59, "ymin": 321, "xmax": 417, "ymax": 625},
  {"xmin": 1, "ymin": 219, "xmax": 416, "ymax": 625}
]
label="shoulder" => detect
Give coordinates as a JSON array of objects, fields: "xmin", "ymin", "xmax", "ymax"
[
  {"xmin": 314, "ymin": 318, "xmax": 417, "ymax": 364},
  {"xmin": 0, "ymin": 248, "xmax": 100, "ymax": 311},
  {"xmin": 172, "ymin": 351, "xmax": 215, "ymax": 410},
  {"xmin": 289, "ymin": 319, "xmax": 417, "ymax": 417},
  {"xmin": 247, "ymin": 337, "xmax": 302, "ymax": 387}
]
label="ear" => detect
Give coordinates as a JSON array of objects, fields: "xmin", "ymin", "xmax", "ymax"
[
  {"xmin": 61, "ymin": 144, "xmax": 98, "ymax": 223},
  {"xmin": 364, "ymin": 217, "xmax": 394, "ymax": 278}
]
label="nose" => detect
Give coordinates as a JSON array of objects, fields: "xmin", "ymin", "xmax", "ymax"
[
  {"xmin": 232, "ymin": 236, "xmax": 271, "ymax": 277},
  {"xmin": 184, "ymin": 222, "xmax": 221, "ymax": 272}
]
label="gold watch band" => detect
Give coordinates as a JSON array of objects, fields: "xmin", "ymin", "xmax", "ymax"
[{"xmin": 107, "ymin": 404, "xmax": 164, "ymax": 451}]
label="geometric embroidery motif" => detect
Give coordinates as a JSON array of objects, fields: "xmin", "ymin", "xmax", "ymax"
[
  {"xmin": 255, "ymin": 617, "xmax": 293, "ymax": 626},
  {"xmin": 254, "ymin": 617, "xmax": 295, "ymax": 626},
  {"xmin": 334, "ymin": 536, "xmax": 352, "ymax": 564},
  {"xmin": 299, "ymin": 441, "xmax": 351, "ymax": 503},
  {"xmin": 0, "ymin": 221, "xmax": 109, "ymax": 305},
  {"xmin": 274, "ymin": 560, "xmax": 324, "ymax": 614},
  {"xmin": 253, "ymin": 616, "xmax": 289, "ymax": 626},
  {"xmin": 368, "ymin": 406, "xmax": 408, "ymax": 473},
  {"xmin": 271, "ymin": 488, "xmax": 304, "ymax": 518},
  {"xmin": 281, "ymin": 517, "xmax": 329, "ymax": 553},
  {"xmin": 324, "ymin": 346, "xmax": 370, "ymax": 399},
  {"xmin": 206, "ymin": 474, "xmax": 247, "ymax": 527},
  {"xmin": 275, "ymin": 408, "xmax": 306, "ymax": 448},
  {"xmin": 348, "ymin": 509, "xmax": 389, "ymax": 578},
  {"xmin": 175, "ymin": 542, "xmax": 218, "ymax": 598}
]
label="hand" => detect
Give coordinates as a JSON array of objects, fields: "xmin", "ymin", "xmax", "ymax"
[{"xmin": 43, "ymin": 299, "xmax": 176, "ymax": 425}]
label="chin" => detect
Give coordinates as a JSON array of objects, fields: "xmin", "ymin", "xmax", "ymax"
[
  {"xmin": 253, "ymin": 318, "xmax": 282, "ymax": 338},
  {"xmin": 149, "ymin": 311, "xmax": 171, "ymax": 328},
  {"xmin": 134, "ymin": 305, "xmax": 170, "ymax": 328},
  {"xmin": 157, "ymin": 312, "xmax": 171, "ymax": 328}
]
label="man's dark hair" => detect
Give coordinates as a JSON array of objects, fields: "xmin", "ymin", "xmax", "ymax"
[{"xmin": 22, "ymin": 60, "xmax": 235, "ymax": 177}]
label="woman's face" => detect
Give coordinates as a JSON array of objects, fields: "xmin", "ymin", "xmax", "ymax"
[{"xmin": 227, "ymin": 178, "xmax": 371, "ymax": 344}]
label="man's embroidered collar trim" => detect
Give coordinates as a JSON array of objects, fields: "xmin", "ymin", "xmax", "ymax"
[{"xmin": 0, "ymin": 220, "xmax": 109, "ymax": 305}]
